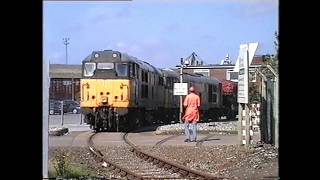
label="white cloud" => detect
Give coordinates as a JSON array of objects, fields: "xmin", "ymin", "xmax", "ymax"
[
  {"xmin": 116, "ymin": 42, "xmax": 126, "ymax": 48},
  {"xmin": 135, "ymin": 0, "xmax": 278, "ymax": 5}
]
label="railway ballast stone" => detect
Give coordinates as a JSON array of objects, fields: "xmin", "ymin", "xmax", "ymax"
[
  {"xmin": 155, "ymin": 121, "xmax": 238, "ymax": 135},
  {"xmin": 49, "ymin": 127, "xmax": 69, "ymax": 136}
]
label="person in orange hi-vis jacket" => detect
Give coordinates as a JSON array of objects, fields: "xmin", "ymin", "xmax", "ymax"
[{"xmin": 182, "ymin": 86, "xmax": 200, "ymax": 142}]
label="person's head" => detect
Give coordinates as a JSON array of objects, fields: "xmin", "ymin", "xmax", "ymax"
[{"xmin": 189, "ymin": 86, "xmax": 195, "ymax": 93}]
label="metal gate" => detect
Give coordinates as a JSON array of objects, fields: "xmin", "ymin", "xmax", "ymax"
[{"xmin": 257, "ymin": 66, "xmax": 279, "ymax": 147}]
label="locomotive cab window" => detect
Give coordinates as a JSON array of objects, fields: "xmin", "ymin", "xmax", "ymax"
[
  {"xmin": 84, "ymin": 63, "xmax": 96, "ymax": 77},
  {"xmin": 129, "ymin": 63, "xmax": 136, "ymax": 77},
  {"xmin": 212, "ymin": 94, "xmax": 217, "ymax": 103},
  {"xmin": 212, "ymin": 85, "xmax": 217, "ymax": 92},
  {"xmin": 97, "ymin": 62, "xmax": 114, "ymax": 70},
  {"xmin": 115, "ymin": 63, "xmax": 128, "ymax": 77},
  {"xmin": 208, "ymin": 84, "xmax": 217, "ymax": 103}
]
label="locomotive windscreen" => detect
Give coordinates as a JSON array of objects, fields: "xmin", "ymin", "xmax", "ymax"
[
  {"xmin": 115, "ymin": 63, "xmax": 128, "ymax": 77},
  {"xmin": 84, "ymin": 62, "xmax": 96, "ymax": 77},
  {"xmin": 97, "ymin": 62, "xmax": 114, "ymax": 69}
]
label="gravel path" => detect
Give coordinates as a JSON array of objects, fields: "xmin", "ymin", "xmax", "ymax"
[
  {"xmin": 48, "ymin": 121, "xmax": 277, "ymax": 179},
  {"xmin": 142, "ymin": 144, "xmax": 278, "ymax": 179},
  {"xmin": 49, "ymin": 143, "xmax": 278, "ymax": 179}
]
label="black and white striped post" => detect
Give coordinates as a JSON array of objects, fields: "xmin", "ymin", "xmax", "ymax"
[
  {"xmin": 237, "ymin": 43, "xmax": 258, "ymax": 148},
  {"xmin": 239, "ymin": 104, "xmax": 251, "ymax": 146}
]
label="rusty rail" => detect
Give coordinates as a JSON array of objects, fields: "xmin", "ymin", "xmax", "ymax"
[
  {"xmin": 124, "ymin": 133, "xmax": 228, "ymax": 179},
  {"xmin": 87, "ymin": 132, "xmax": 144, "ymax": 179}
]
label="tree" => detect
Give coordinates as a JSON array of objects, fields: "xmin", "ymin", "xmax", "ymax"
[{"xmin": 261, "ymin": 31, "xmax": 279, "ymax": 77}]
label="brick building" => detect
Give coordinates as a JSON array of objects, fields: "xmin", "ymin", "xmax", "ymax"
[
  {"xmin": 175, "ymin": 52, "xmax": 264, "ymax": 83},
  {"xmin": 49, "ymin": 64, "xmax": 82, "ymax": 101}
]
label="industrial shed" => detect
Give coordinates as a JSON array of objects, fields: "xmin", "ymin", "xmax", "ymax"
[{"xmin": 49, "ymin": 64, "xmax": 82, "ymax": 101}]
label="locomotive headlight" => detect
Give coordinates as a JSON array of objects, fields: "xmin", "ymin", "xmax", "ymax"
[
  {"xmin": 94, "ymin": 53, "xmax": 99, "ymax": 58},
  {"xmin": 112, "ymin": 53, "xmax": 117, "ymax": 58}
]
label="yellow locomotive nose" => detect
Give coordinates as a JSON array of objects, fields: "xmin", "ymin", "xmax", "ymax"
[{"xmin": 80, "ymin": 79, "xmax": 130, "ymax": 108}]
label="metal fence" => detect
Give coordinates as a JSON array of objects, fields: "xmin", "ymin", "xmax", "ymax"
[
  {"xmin": 49, "ymin": 113, "xmax": 85, "ymax": 126},
  {"xmin": 49, "ymin": 101, "xmax": 85, "ymax": 126},
  {"xmin": 257, "ymin": 66, "xmax": 279, "ymax": 147}
]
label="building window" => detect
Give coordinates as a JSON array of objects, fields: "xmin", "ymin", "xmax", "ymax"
[
  {"xmin": 230, "ymin": 72, "xmax": 238, "ymax": 80},
  {"xmin": 249, "ymin": 70, "xmax": 256, "ymax": 82},
  {"xmin": 227, "ymin": 70, "xmax": 238, "ymax": 82}
]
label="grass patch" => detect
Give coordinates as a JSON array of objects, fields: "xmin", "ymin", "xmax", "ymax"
[{"xmin": 49, "ymin": 149, "xmax": 95, "ymax": 178}]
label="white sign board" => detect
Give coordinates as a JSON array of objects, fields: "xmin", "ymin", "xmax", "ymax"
[
  {"xmin": 174, "ymin": 83, "xmax": 188, "ymax": 95},
  {"xmin": 237, "ymin": 43, "xmax": 258, "ymax": 104},
  {"xmin": 233, "ymin": 42, "xmax": 259, "ymax": 72},
  {"xmin": 237, "ymin": 44, "xmax": 249, "ymax": 103}
]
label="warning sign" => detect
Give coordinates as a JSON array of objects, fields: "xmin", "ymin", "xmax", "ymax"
[{"xmin": 174, "ymin": 83, "xmax": 188, "ymax": 95}]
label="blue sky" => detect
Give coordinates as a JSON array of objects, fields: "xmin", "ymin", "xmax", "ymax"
[{"xmin": 43, "ymin": 0, "xmax": 278, "ymax": 68}]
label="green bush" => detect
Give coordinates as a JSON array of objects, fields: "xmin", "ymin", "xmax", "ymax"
[{"xmin": 50, "ymin": 150, "xmax": 93, "ymax": 178}]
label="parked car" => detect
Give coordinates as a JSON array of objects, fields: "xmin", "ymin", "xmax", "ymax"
[
  {"xmin": 63, "ymin": 100, "xmax": 80, "ymax": 114},
  {"xmin": 49, "ymin": 100, "xmax": 62, "ymax": 115},
  {"xmin": 49, "ymin": 100, "xmax": 80, "ymax": 115}
]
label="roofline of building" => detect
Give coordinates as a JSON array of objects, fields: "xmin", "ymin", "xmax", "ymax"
[{"xmin": 175, "ymin": 65, "xmax": 235, "ymax": 69}]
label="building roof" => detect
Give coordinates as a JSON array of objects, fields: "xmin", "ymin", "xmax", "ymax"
[
  {"xmin": 251, "ymin": 56, "xmax": 264, "ymax": 65},
  {"xmin": 184, "ymin": 52, "xmax": 204, "ymax": 66},
  {"xmin": 49, "ymin": 64, "xmax": 82, "ymax": 78}
]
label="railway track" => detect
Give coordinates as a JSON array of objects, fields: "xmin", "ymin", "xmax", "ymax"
[
  {"xmin": 153, "ymin": 134, "xmax": 180, "ymax": 148},
  {"xmin": 152, "ymin": 133, "xmax": 219, "ymax": 148},
  {"xmin": 88, "ymin": 132, "xmax": 228, "ymax": 179},
  {"xmin": 196, "ymin": 134, "xmax": 219, "ymax": 147}
]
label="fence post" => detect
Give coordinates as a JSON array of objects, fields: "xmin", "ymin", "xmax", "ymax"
[
  {"xmin": 43, "ymin": 59, "xmax": 49, "ymax": 178},
  {"xmin": 274, "ymin": 77, "xmax": 279, "ymax": 147},
  {"xmin": 61, "ymin": 101, "xmax": 64, "ymax": 126}
]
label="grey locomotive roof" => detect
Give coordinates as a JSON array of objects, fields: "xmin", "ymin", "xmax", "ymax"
[
  {"xmin": 160, "ymin": 68, "xmax": 220, "ymax": 85},
  {"xmin": 83, "ymin": 50, "xmax": 160, "ymax": 74},
  {"xmin": 81, "ymin": 50, "xmax": 220, "ymax": 84},
  {"xmin": 160, "ymin": 68, "xmax": 179, "ymax": 78},
  {"xmin": 122, "ymin": 53, "xmax": 161, "ymax": 74}
]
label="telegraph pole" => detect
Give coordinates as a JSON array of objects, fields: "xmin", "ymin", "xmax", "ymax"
[
  {"xmin": 71, "ymin": 76, "xmax": 74, "ymax": 101},
  {"xmin": 63, "ymin": 38, "xmax": 70, "ymax": 64},
  {"xmin": 179, "ymin": 58, "xmax": 183, "ymax": 123}
]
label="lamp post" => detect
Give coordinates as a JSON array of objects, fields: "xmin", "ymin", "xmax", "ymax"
[
  {"xmin": 179, "ymin": 58, "xmax": 189, "ymax": 123},
  {"xmin": 63, "ymin": 38, "xmax": 70, "ymax": 64},
  {"xmin": 71, "ymin": 73, "xmax": 74, "ymax": 101}
]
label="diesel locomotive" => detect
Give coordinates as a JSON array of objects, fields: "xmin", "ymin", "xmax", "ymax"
[{"xmin": 80, "ymin": 50, "xmax": 224, "ymax": 132}]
